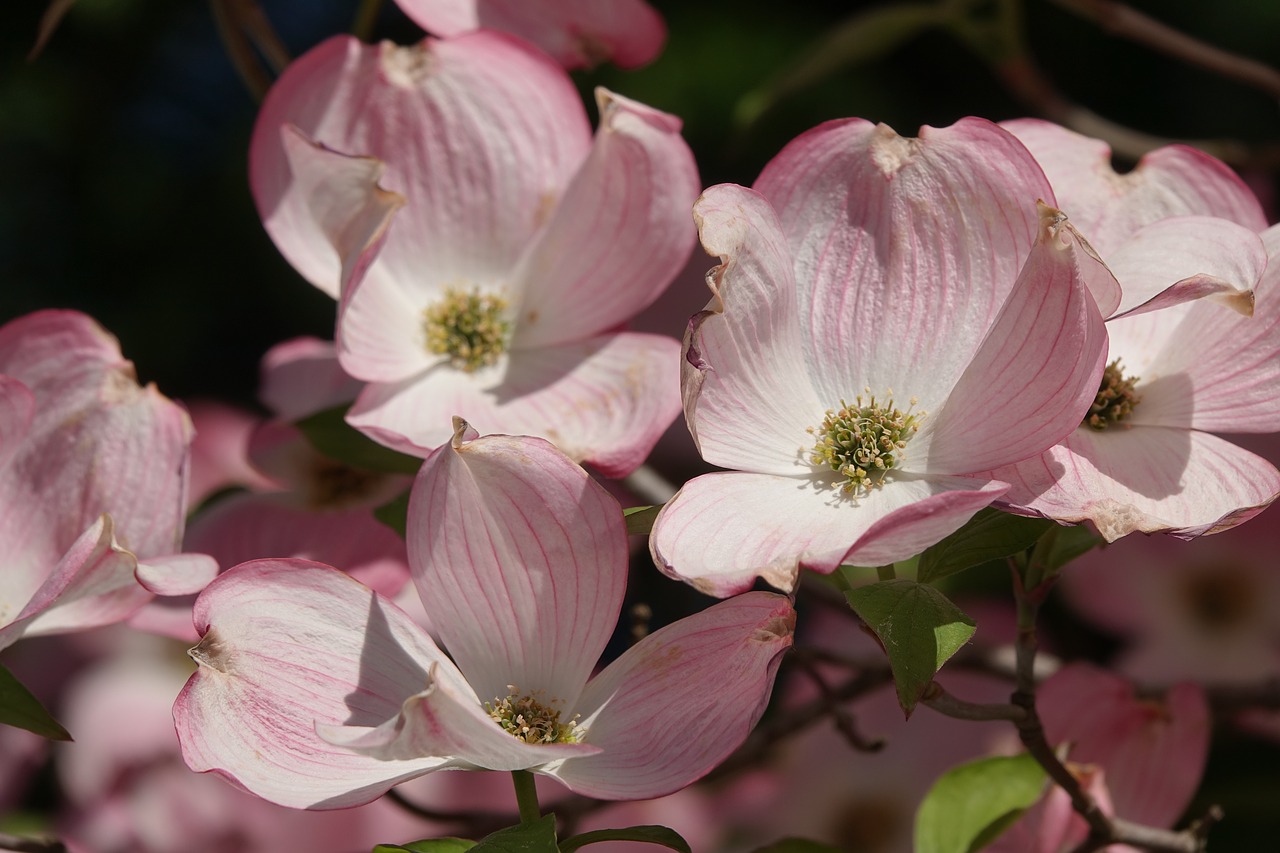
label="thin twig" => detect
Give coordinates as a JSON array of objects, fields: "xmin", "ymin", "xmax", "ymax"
[
  {"xmin": 922, "ymin": 681, "xmax": 1028, "ymax": 722},
  {"xmin": 231, "ymin": 0, "xmax": 291, "ymax": 74},
  {"xmin": 209, "ymin": 0, "xmax": 271, "ymax": 102},
  {"xmin": 1046, "ymin": 0, "xmax": 1280, "ymax": 99},
  {"xmin": 620, "ymin": 464, "xmax": 679, "ymax": 506},
  {"xmin": 793, "ymin": 653, "xmax": 886, "ymax": 752}
]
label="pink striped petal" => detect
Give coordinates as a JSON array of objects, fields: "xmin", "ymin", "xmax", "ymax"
[
  {"xmin": 1124, "ymin": 223, "xmax": 1280, "ymax": 433},
  {"xmin": 681, "ymin": 184, "xmax": 823, "ymax": 475},
  {"xmin": 650, "ymin": 471, "xmax": 1007, "ymax": 597},
  {"xmin": 996, "ymin": 427, "xmax": 1280, "ymax": 540},
  {"xmin": 395, "ymin": 0, "xmax": 666, "ymax": 69},
  {"xmin": 347, "ymin": 331, "xmax": 680, "ymax": 475},
  {"xmin": 317, "ymin": 662, "xmax": 599, "ymax": 770},
  {"xmin": 174, "ymin": 560, "xmax": 455, "ymax": 809},
  {"xmin": 250, "ymin": 32, "xmax": 590, "ymax": 298},
  {"xmin": 0, "ymin": 515, "xmax": 137, "ymax": 651},
  {"xmin": 925, "ymin": 204, "xmax": 1109, "ymax": 474},
  {"xmin": 259, "ymin": 337, "xmax": 363, "ymax": 420},
  {"xmin": 1038, "ymin": 664, "xmax": 1209, "ymax": 829},
  {"xmin": 278, "ymin": 125, "xmax": 405, "ymax": 302},
  {"xmin": 1000, "ymin": 119, "xmax": 1267, "ymax": 252},
  {"xmin": 0, "ymin": 310, "xmax": 195, "ymax": 592},
  {"xmin": 546, "ymin": 592, "xmax": 793, "ymax": 799},
  {"xmin": 0, "ymin": 375, "xmax": 33, "ymax": 472},
  {"xmin": 510, "ymin": 89, "xmax": 698, "ymax": 348},
  {"xmin": 753, "ymin": 118, "xmax": 1053, "ymax": 411},
  {"xmin": 406, "ymin": 423, "xmax": 627, "ymax": 708},
  {"xmin": 135, "ymin": 553, "xmax": 219, "ymax": 596},
  {"xmin": 1106, "ymin": 216, "xmax": 1264, "ymax": 319}
]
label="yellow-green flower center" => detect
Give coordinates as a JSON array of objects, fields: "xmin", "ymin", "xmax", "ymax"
[
  {"xmin": 808, "ymin": 392, "xmax": 924, "ymax": 495},
  {"xmin": 1085, "ymin": 359, "xmax": 1142, "ymax": 430},
  {"xmin": 486, "ymin": 686, "xmax": 583, "ymax": 745},
  {"xmin": 423, "ymin": 286, "xmax": 511, "ymax": 372}
]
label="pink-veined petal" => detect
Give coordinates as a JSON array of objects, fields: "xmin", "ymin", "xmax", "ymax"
[
  {"xmin": 278, "ymin": 125, "xmax": 405, "ymax": 302},
  {"xmin": 250, "ymin": 32, "xmax": 590, "ymax": 297},
  {"xmin": 395, "ymin": 0, "xmax": 667, "ymax": 69},
  {"xmin": 650, "ymin": 471, "xmax": 1007, "ymax": 597},
  {"xmin": 0, "ymin": 515, "xmax": 138, "ymax": 651},
  {"xmin": 995, "ymin": 427, "xmax": 1280, "ymax": 541},
  {"xmin": 174, "ymin": 560, "xmax": 457, "ymax": 809},
  {"xmin": 1125, "ymin": 222, "xmax": 1280, "ymax": 433},
  {"xmin": 753, "ymin": 117, "xmax": 1054, "ymax": 412},
  {"xmin": 546, "ymin": 592, "xmax": 793, "ymax": 800},
  {"xmin": 259, "ymin": 337, "xmax": 364, "ymax": 420},
  {"xmin": 1000, "ymin": 119, "xmax": 1267, "ymax": 251},
  {"xmin": 681, "ymin": 184, "xmax": 823, "ymax": 475},
  {"xmin": 185, "ymin": 400, "xmax": 278, "ymax": 504},
  {"xmin": 510, "ymin": 88, "xmax": 698, "ymax": 348},
  {"xmin": 407, "ymin": 423, "xmax": 627, "ymax": 709},
  {"xmin": 0, "ymin": 375, "xmax": 34, "ymax": 472},
  {"xmin": 317, "ymin": 661, "xmax": 600, "ymax": 770},
  {"xmin": 347, "ymin": 331, "xmax": 680, "ymax": 475},
  {"xmin": 135, "ymin": 553, "xmax": 219, "ymax": 596},
  {"xmin": 925, "ymin": 204, "xmax": 1109, "ymax": 474},
  {"xmin": 1039, "ymin": 664, "xmax": 1210, "ymax": 829},
  {"xmin": 0, "ymin": 310, "xmax": 195, "ymax": 598},
  {"xmin": 1105, "ymin": 216, "xmax": 1264, "ymax": 319}
]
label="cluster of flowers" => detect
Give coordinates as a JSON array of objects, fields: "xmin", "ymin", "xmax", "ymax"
[{"xmin": 4, "ymin": 0, "xmax": 1280, "ymax": 850}]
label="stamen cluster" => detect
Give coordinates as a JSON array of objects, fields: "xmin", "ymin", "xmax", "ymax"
[
  {"xmin": 486, "ymin": 685, "xmax": 584, "ymax": 745},
  {"xmin": 423, "ymin": 286, "xmax": 511, "ymax": 372},
  {"xmin": 1085, "ymin": 359, "xmax": 1142, "ymax": 430},
  {"xmin": 808, "ymin": 393, "xmax": 924, "ymax": 495}
]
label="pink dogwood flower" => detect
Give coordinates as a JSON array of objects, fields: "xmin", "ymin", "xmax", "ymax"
[
  {"xmin": 393, "ymin": 0, "xmax": 666, "ymax": 69},
  {"xmin": 250, "ymin": 32, "xmax": 698, "ymax": 474},
  {"xmin": 989, "ymin": 121, "xmax": 1278, "ymax": 539},
  {"xmin": 174, "ymin": 420, "xmax": 793, "ymax": 807},
  {"xmin": 650, "ymin": 118, "xmax": 1111, "ymax": 596},
  {"xmin": 0, "ymin": 311, "xmax": 215, "ymax": 651}
]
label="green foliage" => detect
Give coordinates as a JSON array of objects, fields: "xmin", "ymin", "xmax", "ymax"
[
  {"xmin": 750, "ymin": 839, "xmax": 845, "ymax": 853},
  {"xmin": 0, "ymin": 662, "xmax": 71, "ymax": 741},
  {"xmin": 1030, "ymin": 523, "xmax": 1103, "ymax": 575},
  {"xmin": 846, "ymin": 579, "xmax": 975, "ymax": 716},
  {"xmin": 914, "ymin": 752, "xmax": 1047, "ymax": 853},
  {"xmin": 295, "ymin": 405, "xmax": 423, "ymax": 475},
  {"xmin": 374, "ymin": 839, "xmax": 477, "ymax": 853},
  {"xmin": 916, "ymin": 509, "xmax": 1054, "ymax": 584},
  {"xmin": 470, "ymin": 816, "xmax": 559, "ymax": 853},
  {"xmin": 623, "ymin": 505, "xmax": 661, "ymax": 536},
  {"xmin": 374, "ymin": 487, "xmax": 411, "ymax": 538},
  {"xmin": 561, "ymin": 824, "xmax": 691, "ymax": 852}
]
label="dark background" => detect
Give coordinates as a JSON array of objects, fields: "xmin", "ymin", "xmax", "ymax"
[{"xmin": 3, "ymin": 1, "xmax": 1280, "ymax": 847}]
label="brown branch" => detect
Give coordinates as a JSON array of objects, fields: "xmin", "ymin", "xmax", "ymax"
[
  {"xmin": 921, "ymin": 681, "xmax": 1028, "ymax": 722},
  {"xmin": 209, "ymin": 0, "xmax": 271, "ymax": 102},
  {"xmin": 1046, "ymin": 0, "xmax": 1280, "ymax": 99}
]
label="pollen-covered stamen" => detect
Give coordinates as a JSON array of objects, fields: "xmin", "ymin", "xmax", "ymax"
[
  {"xmin": 485, "ymin": 685, "xmax": 584, "ymax": 745},
  {"xmin": 808, "ymin": 392, "xmax": 925, "ymax": 495},
  {"xmin": 422, "ymin": 286, "xmax": 511, "ymax": 372},
  {"xmin": 1086, "ymin": 359, "xmax": 1142, "ymax": 430}
]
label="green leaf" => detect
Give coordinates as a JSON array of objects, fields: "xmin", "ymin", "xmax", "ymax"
[
  {"xmin": 845, "ymin": 580, "xmax": 975, "ymax": 716},
  {"xmin": 1033, "ymin": 523, "xmax": 1103, "ymax": 574},
  {"xmin": 561, "ymin": 825, "xmax": 690, "ymax": 853},
  {"xmin": 623, "ymin": 505, "xmax": 660, "ymax": 536},
  {"xmin": 295, "ymin": 405, "xmax": 423, "ymax": 474},
  {"xmin": 916, "ymin": 509, "xmax": 1053, "ymax": 584},
  {"xmin": 374, "ymin": 488, "xmax": 411, "ymax": 538},
  {"xmin": 750, "ymin": 839, "xmax": 845, "ymax": 853},
  {"xmin": 0, "ymin": 663, "xmax": 71, "ymax": 741},
  {"xmin": 914, "ymin": 752, "xmax": 1047, "ymax": 853},
  {"xmin": 470, "ymin": 816, "xmax": 558, "ymax": 853},
  {"xmin": 373, "ymin": 839, "xmax": 477, "ymax": 853}
]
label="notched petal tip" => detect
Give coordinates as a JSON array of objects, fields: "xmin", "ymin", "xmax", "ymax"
[
  {"xmin": 1213, "ymin": 286, "xmax": 1255, "ymax": 317},
  {"xmin": 189, "ymin": 628, "xmax": 231, "ymax": 674},
  {"xmin": 753, "ymin": 601, "xmax": 797, "ymax": 643},
  {"xmin": 450, "ymin": 416, "xmax": 479, "ymax": 449}
]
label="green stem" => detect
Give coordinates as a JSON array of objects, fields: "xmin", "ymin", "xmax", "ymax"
[
  {"xmin": 876, "ymin": 564, "xmax": 896, "ymax": 582},
  {"xmin": 511, "ymin": 770, "xmax": 541, "ymax": 826}
]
